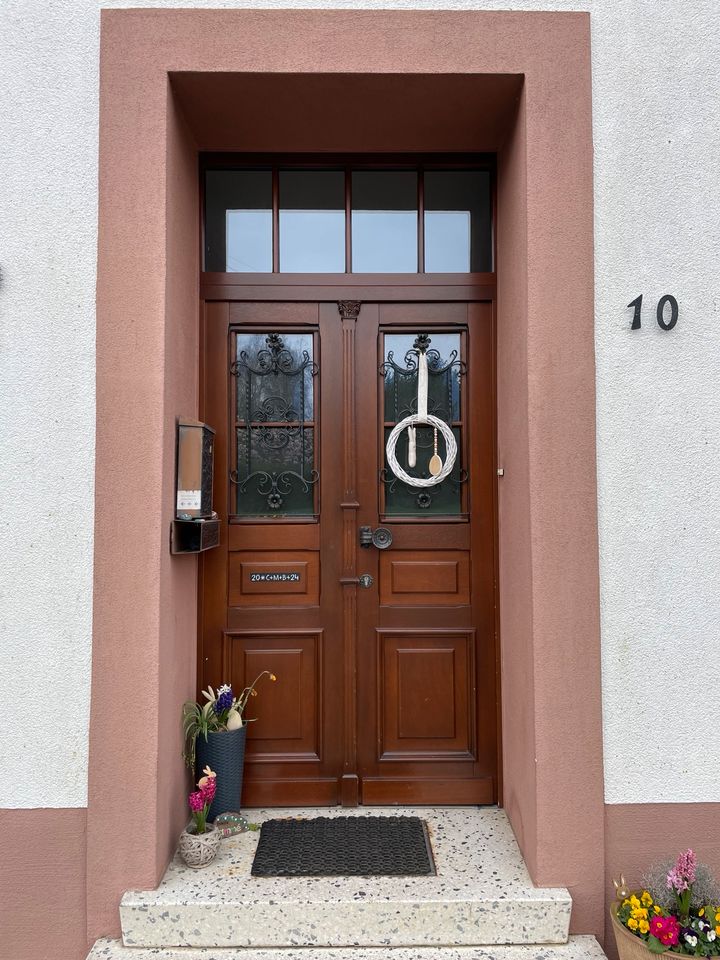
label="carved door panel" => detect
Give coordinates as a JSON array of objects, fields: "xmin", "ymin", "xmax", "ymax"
[{"xmin": 200, "ymin": 299, "xmax": 497, "ymax": 806}]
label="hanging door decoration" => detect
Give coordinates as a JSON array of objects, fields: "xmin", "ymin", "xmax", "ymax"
[
  {"xmin": 381, "ymin": 333, "xmax": 466, "ymax": 512},
  {"xmin": 230, "ymin": 332, "xmax": 319, "ymax": 515}
]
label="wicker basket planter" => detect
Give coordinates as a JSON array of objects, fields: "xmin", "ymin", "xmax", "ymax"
[
  {"xmin": 179, "ymin": 821, "xmax": 221, "ymax": 869},
  {"xmin": 195, "ymin": 724, "xmax": 247, "ymax": 821},
  {"xmin": 610, "ymin": 903, "xmax": 686, "ymax": 960}
]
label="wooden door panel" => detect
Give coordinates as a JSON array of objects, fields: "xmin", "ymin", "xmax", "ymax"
[
  {"xmin": 379, "ymin": 630, "xmax": 476, "ymax": 759},
  {"xmin": 228, "ymin": 524, "xmax": 320, "ymax": 551},
  {"xmin": 229, "ymin": 551, "xmax": 320, "ymax": 607},
  {"xmin": 383, "ymin": 525, "xmax": 470, "ymax": 549},
  {"xmin": 361, "ymin": 777, "xmax": 494, "ymax": 805},
  {"xmin": 225, "ymin": 630, "xmax": 322, "ymax": 762},
  {"xmin": 379, "ymin": 550, "xmax": 470, "ymax": 606}
]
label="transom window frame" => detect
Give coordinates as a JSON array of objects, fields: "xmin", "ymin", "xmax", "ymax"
[{"xmin": 200, "ymin": 153, "xmax": 497, "ymax": 279}]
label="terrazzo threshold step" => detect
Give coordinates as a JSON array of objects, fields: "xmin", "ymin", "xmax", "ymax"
[
  {"xmin": 119, "ymin": 808, "xmax": 572, "ymax": 950},
  {"xmin": 89, "ymin": 936, "xmax": 607, "ymax": 959}
]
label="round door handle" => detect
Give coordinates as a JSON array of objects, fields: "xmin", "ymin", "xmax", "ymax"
[{"xmin": 371, "ymin": 527, "xmax": 393, "ymax": 550}]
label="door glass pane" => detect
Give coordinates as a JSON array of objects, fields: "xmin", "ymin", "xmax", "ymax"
[
  {"xmin": 381, "ymin": 332, "xmax": 464, "ymax": 516},
  {"xmin": 352, "ymin": 171, "xmax": 418, "ymax": 272},
  {"xmin": 205, "ymin": 170, "xmax": 272, "ymax": 272},
  {"xmin": 232, "ymin": 332, "xmax": 318, "ymax": 516},
  {"xmin": 424, "ymin": 171, "xmax": 492, "ymax": 272},
  {"xmin": 279, "ymin": 171, "xmax": 345, "ymax": 272}
]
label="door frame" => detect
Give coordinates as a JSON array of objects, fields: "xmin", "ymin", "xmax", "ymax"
[
  {"xmin": 197, "ymin": 277, "xmax": 502, "ymax": 806},
  {"xmin": 90, "ymin": 9, "xmax": 603, "ymax": 942}
]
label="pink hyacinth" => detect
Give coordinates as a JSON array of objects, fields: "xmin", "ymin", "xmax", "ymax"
[
  {"xmin": 188, "ymin": 790, "xmax": 205, "ymax": 813},
  {"xmin": 667, "ymin": 849, "xmax": 697, "ymax": 893},
  {"xmin": 200, "ymin": 778, "xmax": 216, "ymax": 803}
]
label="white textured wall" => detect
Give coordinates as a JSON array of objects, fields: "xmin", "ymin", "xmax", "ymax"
[
  {"xmin": 0, "ymin": 0, "xmax": 100, "ymax": 807},
  {"xmin": 1, "ymin": 0, "xmax": 719, "ymax": 807}
]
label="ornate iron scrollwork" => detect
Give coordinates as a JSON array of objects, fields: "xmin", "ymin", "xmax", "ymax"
[
  {"xmin": 230, "ymin": 467, "xmax": 319, "ymax": 511},
  {"xmin": 379, "ymin": 466, "xmax": 469, "ymax": 509},
  {"xmin": 380, "ymin": 334, "xmax": 466, "ymax": 382},
  {"xmin": 231, "ymin": 332, "xmax": 318, "ymax": 379},
  {"xmin": 231, "ymin": 333, "xmax": 319, "ymax": 513},
  {"xmin": 379, "ymin": 333, "xmax": 467, "ymax": 510}
]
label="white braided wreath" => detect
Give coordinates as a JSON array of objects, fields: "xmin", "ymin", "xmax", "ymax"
[{"xmin": 385, "ymin": 414, "xmax": 457, "ymax": 487}]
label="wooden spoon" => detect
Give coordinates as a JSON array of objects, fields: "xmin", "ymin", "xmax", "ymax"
[{"xmin": 429, "ymin": 426, "xmax": 443, "ymax": 476}]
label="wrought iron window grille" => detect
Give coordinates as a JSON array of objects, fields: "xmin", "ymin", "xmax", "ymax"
[
  {"xmin": 379, "ymin": 333, "xmax": 467, "ymax": 511},
  {"xmin": 231, "ymin": 333, "xmax": 319, "ymax": 513}
]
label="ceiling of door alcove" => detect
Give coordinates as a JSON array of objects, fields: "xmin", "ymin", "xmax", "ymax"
[{"xmin": 170, "ymin": 73, "xmax": 523, "ymax": 153}]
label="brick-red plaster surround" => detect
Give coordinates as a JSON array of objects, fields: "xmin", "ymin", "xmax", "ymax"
[
  {"xmin": 89, "ymin": 7, "xmax": 603, "ymax": 944},
  {"xmin": 0, "ymin": 809, "xmax": 89, "ymax": 960}
]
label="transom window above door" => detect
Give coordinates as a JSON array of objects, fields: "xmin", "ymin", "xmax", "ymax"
[{"xmin": 203, "ymin": 160, "xmax": 493, "ymax": 274}]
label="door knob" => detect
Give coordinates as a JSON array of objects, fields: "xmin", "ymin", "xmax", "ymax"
[
  {"xmin": 359, "ymin": 526, "xmax": 393, "ymax": 549},
  {"xmin": 371, "ymin": 527, "xmax": 393, "ymax": 549}
]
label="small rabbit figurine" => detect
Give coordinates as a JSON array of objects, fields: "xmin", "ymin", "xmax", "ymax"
[{"xmin": 613, "ymin": 875, "xmax": 631, "ymax": 902}]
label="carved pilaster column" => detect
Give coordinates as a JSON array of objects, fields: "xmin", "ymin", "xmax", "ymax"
[{"xmin": 337, "ymin": 299, "xmax": 361, "ymax": 805}]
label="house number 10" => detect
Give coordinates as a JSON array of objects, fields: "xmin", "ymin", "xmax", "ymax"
[{"xmin": 627, "ymin": 294, "xmax": 679, "ymax": 331}]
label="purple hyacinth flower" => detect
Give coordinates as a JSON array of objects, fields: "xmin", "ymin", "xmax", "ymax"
[{"xmin": 214, "ymin": 686, "xmax": 233, "ymax": 713}]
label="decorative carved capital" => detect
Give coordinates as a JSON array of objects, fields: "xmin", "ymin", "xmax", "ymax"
[{"xmin": 337, "ymin": 300, "xmax": 361, "ymax": 320}]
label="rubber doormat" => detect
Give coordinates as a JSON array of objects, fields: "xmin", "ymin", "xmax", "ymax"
[{"xmin": 250, "ymin": 815, "xmax": 436, "ymax": 877}]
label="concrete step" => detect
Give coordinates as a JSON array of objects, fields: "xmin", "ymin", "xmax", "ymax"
[
  {"xmin": 119, "ymin": 808, "xmax": 572, "ymax": 950},
  {"xmin": 88, "ymin": 935, "xmax": 607, "ymax": 959}
]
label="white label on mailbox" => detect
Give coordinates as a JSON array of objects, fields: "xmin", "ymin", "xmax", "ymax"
[{"xmin": 177, "ymin": 489, "xmax": 202, "ymax": 510}]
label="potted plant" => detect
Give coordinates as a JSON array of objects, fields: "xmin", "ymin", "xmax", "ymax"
[
  {"xmin": 182, "ymin": 672, "xmax": 276, "ymax": 820},
  {"xmin": 178, "ymin": 766, "xmax": 221, "ymax": 869},
  {"xmin": 611, "ymin": 851, "xmax": 720, "ymax": 960}
]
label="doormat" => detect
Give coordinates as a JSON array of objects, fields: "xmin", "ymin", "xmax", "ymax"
[{"xmin": 250, "ymin": 815, "xmax": 435, "ymax": 877}]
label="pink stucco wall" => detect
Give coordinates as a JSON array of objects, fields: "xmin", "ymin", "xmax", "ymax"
[
  {"xmin": 87, "ymin": 7, "xmax": 602, "ymax": 943},
  {"xmin": 0, "ymin": 809, "xmax": 89, "ymax": 960}
]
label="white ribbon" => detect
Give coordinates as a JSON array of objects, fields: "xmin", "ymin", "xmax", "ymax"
[{"xmin": 417, "ymin": 350, "xmax": 428, "ymax": 421}]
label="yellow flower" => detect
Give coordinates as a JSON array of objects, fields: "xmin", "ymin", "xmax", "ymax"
[
  {"xmin": 630, "ymin": 896, "xmax": 641, "ymax": 909},
  {"xmin": 700, "ymin": 909, "xmax": 705, "ymax": 917},
  {"xmin": 641, "ymin": 892, "xmax": 653, "ymax": 907},
  {"xmin": 654, "ymin": 906, "xmax": 662, "ymax": 915},
  {"xmin": 628, "ymin": 918, "xmax": 639, "ymax": 931},
  {"xmin": 639, "ymin": 920, "xmax": 650, "ymax": 934},
  {"xmin": 716, "ymin": 925, "xmax": 720, "ymax": 936},
  {"xmin": 715, "ymin": 911, "xmax": 720, "ymax": 922}
]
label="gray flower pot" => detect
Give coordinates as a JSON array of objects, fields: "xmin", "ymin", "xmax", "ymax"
[{"xmin": 195, "ymin": 725, "xmax": 247, "ymax": 821}]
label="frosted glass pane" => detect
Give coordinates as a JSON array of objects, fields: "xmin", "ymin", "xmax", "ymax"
[
  {"xmin": 279, "ymin": 171, "xmax": 345, "ymax": 272},
  {"xmin": 424, "ymin": 211, "xmax": 471, "ymax": 272},
  {"xmin": 204, "ymin": 169, "xmax": 272, "ymax": 272},
  {"xmin": 352, "ymin": 171, "xmax": 417, "ymax": 273},
  {"xmin": 352, "ymin": 212, "xmax": 417, "ymax": 272},
  {"xmin": 424, "ymin": 171, "xmax": 491, "ymax": 272},
  {"xmin": 280, "ymin": 210, "xmax": 345, "ymax": 272},
  {"xmin": 226, "ymin": 210, "xmax": 272, "ymax": 272}
]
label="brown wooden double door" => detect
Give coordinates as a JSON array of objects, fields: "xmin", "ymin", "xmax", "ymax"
[{"xmin": 200, "ymin": 298, "xmax": 497, "ymax": 806}]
